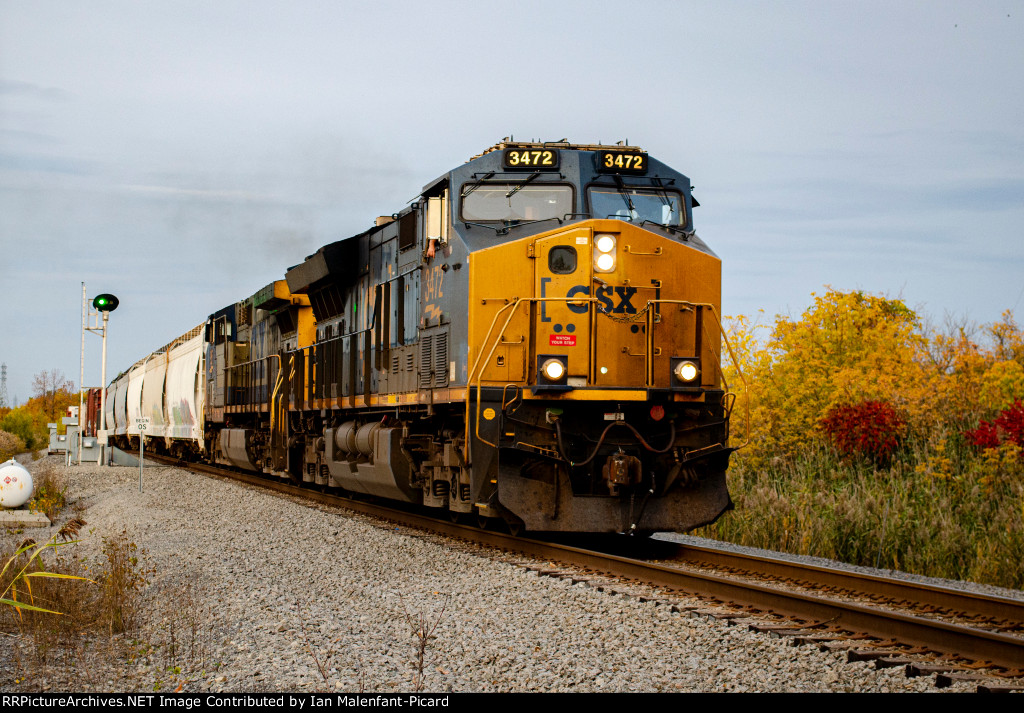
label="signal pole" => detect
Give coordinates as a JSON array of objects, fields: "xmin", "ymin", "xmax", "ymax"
[
  {"xmin": 79, "ymin": 283, "xmax": 86, "ymax": 465},
  {"xmin": 84, "ymin": 292, "xmax": 119, "ymax": 465}
]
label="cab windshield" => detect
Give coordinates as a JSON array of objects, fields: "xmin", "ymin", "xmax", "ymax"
[
  {"xmin": 587, "ymin": 186, "xmax": 685, "ymax": 226},
  {"xmin": 461, "ymin": 184, "xmax": 573, "ymax": 223}
]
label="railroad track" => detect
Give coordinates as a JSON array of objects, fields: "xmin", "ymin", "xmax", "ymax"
[{"xmin": 148, "ymin": 453, "xmax": 1024, "ymax": 691}]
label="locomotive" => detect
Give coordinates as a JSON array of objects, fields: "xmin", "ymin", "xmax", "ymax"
[{"xmin": 105, "ymin": 140, "xmax": 737, "ymax": 534}]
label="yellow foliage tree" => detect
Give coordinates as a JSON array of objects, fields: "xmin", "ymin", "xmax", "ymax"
[
  {"xmin": 725, "ymin": 290, "xmax": 1024, "ymax": 468},
  {"xmin": 727, "ymin": 288, "xmax": 929, "ymax": 463},
  {"xmin": 978, "ymin": 361, "xmax": 1024, "ymax": 413}
]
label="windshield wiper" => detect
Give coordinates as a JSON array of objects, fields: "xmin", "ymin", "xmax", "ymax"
[
  {"xmin": 651, "ymin": 176, "xmax": 675, "ymax": 210},
  {"xmin": 506, "ymin": 171, "xmax": 541, "ymax": 198},
  {"xmin": 612, "ymin": 175, "xmax": 637, "ymax": 214},
  {"xmin": 496, "ymin": 215, "xmax": 563, "ymax": 235},
  {"xmin": 638, "ymin": 220, "xmax": 693, "ymax": 241},
  {"xmin": 461, "ymin": 172, "xmax": 496, "ymax": 198},
  {"xmin": 461, "ymin": 220, "xmax": 505, "ymax": 234}
]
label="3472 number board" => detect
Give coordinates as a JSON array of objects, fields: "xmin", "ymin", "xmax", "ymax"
[
  {"xmin": 503, "ymin": 148, "xmax": 560, "ymax": 170},
  {"xmin": 597, "ymin": 150, "xmax": 647, "ymax": 174}
]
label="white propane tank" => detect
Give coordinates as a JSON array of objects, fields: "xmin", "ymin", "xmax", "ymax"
[{"xmin": 0, "ymin": 459, "xmax": 33, "ymax": 508}]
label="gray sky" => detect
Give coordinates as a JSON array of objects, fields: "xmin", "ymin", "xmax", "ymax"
[{"xmin": 1, "ymin": 1, "xmax": 1022, "ymax": 403}]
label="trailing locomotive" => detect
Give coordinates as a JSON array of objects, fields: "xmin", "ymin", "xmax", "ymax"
[{"xmin": 106, "ymin": 140, "xmax": 737, "ymax": 534}]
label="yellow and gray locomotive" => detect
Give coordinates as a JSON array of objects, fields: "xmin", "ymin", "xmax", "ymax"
[{"xmin": 115, "ymin": 141, "xmax": 736, "ymax": 534}]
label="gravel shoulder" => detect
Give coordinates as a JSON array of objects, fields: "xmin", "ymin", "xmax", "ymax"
[{"xmin": 1, "ymin": 456, "xmax": 976, "ymax": 693}]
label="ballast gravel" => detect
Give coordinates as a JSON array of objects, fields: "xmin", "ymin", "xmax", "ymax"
[{"xmin": 1, "ymin": 456, "xmax": 980, "ymax": 693}]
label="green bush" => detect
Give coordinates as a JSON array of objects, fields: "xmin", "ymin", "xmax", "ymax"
[{"xmin": 0, "ymin": 410, "xmax": 42, "ymax": 452}]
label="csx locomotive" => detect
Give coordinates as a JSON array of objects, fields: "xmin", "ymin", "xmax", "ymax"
[{"xmin": 105, "ymin": 140, "xmax": 736, "ymax": 534}]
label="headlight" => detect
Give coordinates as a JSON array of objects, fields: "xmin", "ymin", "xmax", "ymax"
[
  {"xmin": 536, "ymin": 355, "xmax": 570, "ymax": 390},
  {"xmin": 673, "ymin": 360, "xmax": 699, "ymax": 383},
  {"xmin": 542, "ymin": 358, "xmax": 566, "ymax": 381},
  {"xmin": 594, "ymin": 233, "xmax": 616, "ymax": 273}
]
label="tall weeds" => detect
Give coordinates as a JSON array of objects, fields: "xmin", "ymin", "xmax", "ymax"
[
  {"xmin": 27, "ymin": 464, "xmax": 67, "ymax": 523},
  {"xmin": 0, "ymin": 525, "xmax": 151, "ymax": 668},
  {"xmin": 700, "ymin": 441, "xmax": 1024, "ymax": 588}
]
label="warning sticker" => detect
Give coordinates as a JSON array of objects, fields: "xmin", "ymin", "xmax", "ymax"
[{"xmin": 549, "ymin": 334, "xmax": 577, "ymax": 346}]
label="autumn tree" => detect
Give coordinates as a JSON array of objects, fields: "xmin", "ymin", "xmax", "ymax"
[
  {"xmin": 724, "ymin": 290, "xmax": 1024, "ymax": 469},
  {"xmin": 32, "ymin": 369, "xmax": 76, "ymax": 424},
  {"xmin": 726, "ymin": 289, "xmax": 929, "ymax": 462}
]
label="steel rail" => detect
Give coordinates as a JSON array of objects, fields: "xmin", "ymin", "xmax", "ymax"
[
  {"xmin": 655, "ymin": 541, "xmax": 1024, "ymax": 625},
  {"xmin": 150, "ymin": 454, "xmax": 1024, "ymax": 671}
]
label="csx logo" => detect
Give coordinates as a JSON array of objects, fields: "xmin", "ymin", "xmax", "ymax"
[
  {"xmin": 574, "ymin": 285, "xmax": 638, "ymax": 314},
  {"xmin": 540, "ymin": 278, "xmax": 637, "ymax": 319}
]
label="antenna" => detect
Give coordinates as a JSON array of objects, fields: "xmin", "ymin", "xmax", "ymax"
[{"xmin": 0, "ymin": 363, "xmax": 8, "ymax": 409}]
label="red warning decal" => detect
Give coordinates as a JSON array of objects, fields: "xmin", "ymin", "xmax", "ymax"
[{"xmin": 549, "ymin": 334, "xmax": 576, "ymax": 346}]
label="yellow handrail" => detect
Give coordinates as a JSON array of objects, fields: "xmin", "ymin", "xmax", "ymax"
[
  {"xmin": 269, "ymin": 355, "xmax": 294, "ymax": 435},
  {"xmin": 466, "ymin": 296, "xmax": 599, "ymax": 458},
  {"xmin": 463, "ymin": 295, "xmax": 750, "ymax": 462},
  {"xmin": 645, "ymin": 299, "xmax": 750, "ymax": 448}
]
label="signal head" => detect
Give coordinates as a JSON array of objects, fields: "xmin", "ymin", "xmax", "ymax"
[{"xmin": 93, "ymin": 294, "xmax": 119, "ymax": 312}]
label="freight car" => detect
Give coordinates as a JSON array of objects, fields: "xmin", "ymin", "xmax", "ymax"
[{"xmin": 107, "ymin": 140, "xmax": 738, "ymax": 535}]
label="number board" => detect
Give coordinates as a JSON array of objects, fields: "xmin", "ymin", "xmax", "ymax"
[
  {"xmin": 597, "ymin": 150, "xmax": 648, "ymax": 174},
  {"xmin": 502, "ymin": 148, "xmax": 560, "ymax": 170}
]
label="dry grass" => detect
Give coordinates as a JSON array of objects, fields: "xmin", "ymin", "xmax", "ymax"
[
  {"xmin": 26, "ymin": 464, "xmax": 68, "ymax": 523},
  {"xmin": 0, "ymin": 430, "xmax": 26, "ymax": 462},
  {"xmin": 0, "ymin": 526, "xmax": 146, "ymax": 656},
  {"xmin": 0, "ymin": 521, "xmax": 219, "ymax": 691},
  {"xmin": 127, "ymin": 576, "xmax": 219, "ymax": 692},
  {"xmin": 400, "ymin": 593, "xmax": 450, "ymax": 692}
]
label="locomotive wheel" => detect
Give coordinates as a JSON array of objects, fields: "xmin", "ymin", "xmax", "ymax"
[{"xmin": 476, "ymin": 514, "xmax": 490, "ymax": 530}]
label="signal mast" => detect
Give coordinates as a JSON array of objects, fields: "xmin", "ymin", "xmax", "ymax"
[{"xmin": 79, "ymin": 284, "xmax": 119, "ymax": 464}]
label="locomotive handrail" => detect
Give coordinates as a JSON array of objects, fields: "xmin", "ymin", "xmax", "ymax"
[
  {"xmin": 225, "ymin": 354, "xmax": 281, "ymax": 370},
  {"xmin": 467, "ymin": 295, "xmax": 600, "ymax": 459},
  {"xmin": 501, "ymin": 383, "xmax": 522, "ymax": 414},
  {"xmin": 269, "ymin": 355, "xmax": 293, "ymax": 435},
  {"xmin": 622, "ymin": 244, "xmax": 663, "ymax": 256},
  {"xmin": 466, "ymin": 296, "xmax": 750, "ymax": 459},
  {"xmin": 643, "ymin": 299, "xmax": 750, "ymax": 449},
  {"xmin": 318, "ymin": 325, "xmax": 372, "ymax": 344},
  {"xmin": 225, "ymin": 354, "xmax": 280, "ymax": 408},
  {"xmin": 465, "ymin": 298, "xmax": 524, "ymax": 460}
]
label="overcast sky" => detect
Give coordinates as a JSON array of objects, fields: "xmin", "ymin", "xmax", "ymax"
[{"xmin": 1, "ymin": 1, "xmax": 1021, "ymax": 403}]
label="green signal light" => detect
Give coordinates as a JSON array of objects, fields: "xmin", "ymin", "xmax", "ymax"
[{"xmin": 93, "ymin": 293, "xmax": 119, "ymax": 312}]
